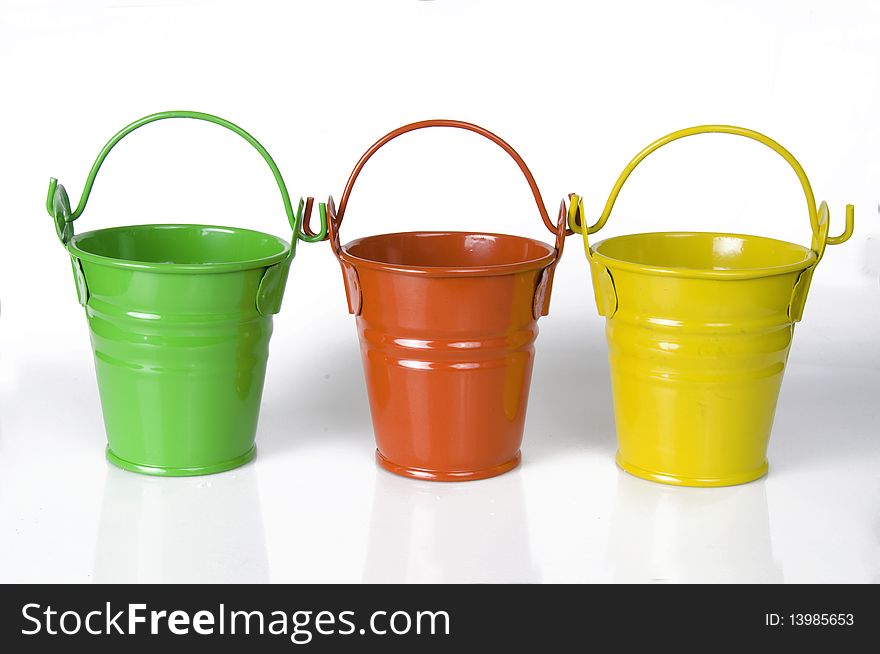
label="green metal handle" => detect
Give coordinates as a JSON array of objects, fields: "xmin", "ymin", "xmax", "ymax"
[
  {"xmin": 45, "ymin": 110, "xmax": 327, "ymax": 246},
  {"xmin": 570, "ymin": 125, "xmax": 854, "ymax": 261}
]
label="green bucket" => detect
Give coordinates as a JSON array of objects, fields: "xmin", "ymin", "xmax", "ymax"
[{"xmin": 47, "ymin": 111, "xmax": 327, "ymax": 476}]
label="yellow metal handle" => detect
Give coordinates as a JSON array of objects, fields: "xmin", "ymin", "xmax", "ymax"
[{"xmin": 570, "ymin": 125, "xmax": 854, "ymax": 261}]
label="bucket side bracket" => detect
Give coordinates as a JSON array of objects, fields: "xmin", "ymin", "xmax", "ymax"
[
  {"xmin": 591, "ymin": 263, "xmax": 618, "ymax": 319},
  {"xmin": 788, "ymin": 265, "xmax": 816, "ymax": 323},
  {"xmin": 51, "ymin": 182, "xmax": 90, "ymax": 306},
  {"xmin": 321, "ymin": 199, "xmax": 363, "ymax": 316},
  {"xmin": 339, "ymin": 261, "xmax": 362, "ymax": 316},
  {"xmin": 255, "ymin": 196, "xmax": 316, "ymax": 315},
  {"xmin": 70, "ymin": 256, "xmax": 89, "ymax": 307},
  {"xmin": 533, "ymin": 267, "xmax": 553, "ymax": 320},
  {"xmin": 532, "ymin": 196, "xmax": 574, "ymax": 319},
  {"xmin": 566, "ymin": 194, "xmax": 619, "ymax": 319},
  {"xmin": 49, "ymin": 180, "xmax": 74, "ymax": 246},
  {"xmin": 256, "ymin": 257, "xmax": 293, "ymax": 316}
]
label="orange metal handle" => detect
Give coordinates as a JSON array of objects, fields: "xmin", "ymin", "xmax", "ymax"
[{"xmin": 312, "ymin": 119, "xmax": 570, "ymax": 244}]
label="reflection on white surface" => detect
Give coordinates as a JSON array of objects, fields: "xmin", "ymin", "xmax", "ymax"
[
  {"xmin": 607, "ymin": 472, "xmax": 783, "ymax": 583},
  {"xmin": 364, "ymin": 469, "xmax": 539, "ymax": 583},
  {"xmin": 94, "ymin": 464, "xmax": 268, "ymax": 583}
]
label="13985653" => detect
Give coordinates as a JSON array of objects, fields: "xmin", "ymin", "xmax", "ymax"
[{"xmin": 790, "ymin": 614, "xmax": 854, "ymax": 626}]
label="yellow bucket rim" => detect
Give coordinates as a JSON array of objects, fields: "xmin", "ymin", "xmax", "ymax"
[{"xmin": 590, "ymin": 231, "xmax": 817, "ymax": 280}]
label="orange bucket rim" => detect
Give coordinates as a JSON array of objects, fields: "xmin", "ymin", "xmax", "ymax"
[{"xmin": 339, "ymin": 230, "xmax": 557, "ymax": 277}]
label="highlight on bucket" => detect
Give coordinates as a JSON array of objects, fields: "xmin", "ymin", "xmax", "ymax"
[
  {"xmin": 46, "ymin": 111, "xmax": 327, "ymax": 477},
  {"xmin": 311, "ymin": 119, "xmax": 575, "ymax": 482},
  {"xmin": 568, "ymin": 125, "xmax": 855, "ymax": 488}
]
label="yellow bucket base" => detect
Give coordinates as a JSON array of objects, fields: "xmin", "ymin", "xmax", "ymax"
[{"xmin": 616, "ymin": 452, "xmax": 769, "ymax": 488}]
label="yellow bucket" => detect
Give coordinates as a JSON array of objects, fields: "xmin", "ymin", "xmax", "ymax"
[{"xmin": 570, "ymin": 125, "xmax": 855, "ymax": 487}]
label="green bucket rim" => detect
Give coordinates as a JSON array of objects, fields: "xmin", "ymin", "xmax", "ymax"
[
  {"xmin": 67, "ymin": 223, "xmax": 292, "ymax": 274},
  {"xmin": 590, "ymin": 231, "xmax": 817, "ymax": 280}
]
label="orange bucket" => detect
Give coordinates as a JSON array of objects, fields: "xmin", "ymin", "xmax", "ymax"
[{"xmin": 312, "ymin": 120, "xmax": 571, "ymax": 481}]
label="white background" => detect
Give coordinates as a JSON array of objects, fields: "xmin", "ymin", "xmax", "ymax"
[{"xmin": 0, "ymin": 0, "xmax": 878, "ymax": 583}]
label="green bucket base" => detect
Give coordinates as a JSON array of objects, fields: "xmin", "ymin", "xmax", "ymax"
[
  {"xmin": 616, "ymin": 452, "xmax": 769, "ymax": 488},
  {"xmin": 376, "ymin": 449, "xmax": 521, "ymax": 482},
  {"xmin": 106, "ymin": 445, "xmax": 257, "ymax": 477}
]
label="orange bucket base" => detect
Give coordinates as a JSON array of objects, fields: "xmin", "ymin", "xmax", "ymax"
[
  {"xmin": 375, "ymin": 450, "xmax": 521, "ymax": 482},
  {"xmin": 616, "ymin": 452, "xmax": 769, "ymax": 488}
]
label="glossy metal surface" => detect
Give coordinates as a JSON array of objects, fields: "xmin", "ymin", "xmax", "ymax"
[
  {"xmin": 322, "ymin": 120, "xmax": 571, "ymax": 481},
  {"xmin": 569, "ymin": 125, "xmax": 855, "ymax": 487},
  {"xmin": 47, "ymin": 112, "xmax": 318, "ymax": 476},
  {"xmin": 348, "ymin": 231, "xmax": 553, "ymax": 481}
]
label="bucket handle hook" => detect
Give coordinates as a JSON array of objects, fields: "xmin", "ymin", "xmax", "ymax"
[
  {"xmin": 45, "ymin": 110, "xmax": 327, "ymax": 249},
  {"xmin": 569, "ymin": 125, "xmax": 854, "ymax": 263}
]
